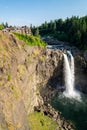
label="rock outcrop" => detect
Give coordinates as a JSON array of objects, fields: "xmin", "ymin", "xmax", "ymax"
[
  {"xmin": 0, "ymin": 32, "xmax": 87, "ymax": 130},
  {"xmin": 75, "ymin": 55, "xmax": 87, "ymax": 93},
  {"xmin": 0, "ymin": 32, "xmax": 65, "ymax": 130}
]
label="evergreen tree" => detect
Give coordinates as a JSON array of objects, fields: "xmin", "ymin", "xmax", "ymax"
[
  {"xmin": 5, "ymin": 22, "xmax": 8, "ymax": 27},
  {"xmin": 35, "ymin": 28, "xmax": 40, "ymax": 37},
  {"xmin": 31, "ymin": 15, "xmax": 87, "ymax": 49},
  {"xmin": 53, "ymin": 21, "xmax": 56, "ymax": 32},
  {"xmin": 44, "ymin": 21, "xmax": 48, "ymax": 29}
]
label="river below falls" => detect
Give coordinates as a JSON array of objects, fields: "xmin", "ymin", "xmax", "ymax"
[{"xmin": 51, "ymin": 92, "xmax": 87, "ymax": 130}]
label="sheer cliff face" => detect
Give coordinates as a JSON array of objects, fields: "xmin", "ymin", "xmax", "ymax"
[
  {"xmin": 75, "ymin": 56, "xmax": 87, "ymax": 93},
  {"xmin": 0, "ymin": 32, "xmax": 40, "ymax": 130},
  {"xmin": 0, "ymin": 32, "xmax": 63, "ymax": 130},
  {"xmin": 0, "ymin": 32, "xmax": 87, "ymax": 130}
]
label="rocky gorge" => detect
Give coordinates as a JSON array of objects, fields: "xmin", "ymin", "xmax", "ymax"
[{"xmin": 0, "ymin": 32, "xmax": 87, "ymax": 130}]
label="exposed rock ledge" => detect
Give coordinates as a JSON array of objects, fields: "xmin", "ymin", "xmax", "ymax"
[{"xmin": 0, "ymin": 32, "xmax": 87, "ymax": 130}]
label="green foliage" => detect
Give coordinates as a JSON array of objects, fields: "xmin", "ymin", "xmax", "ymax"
[
  {"xmin": 53, "ymin": 22, "xmax": 57, "ymax": 31},
  {"xmin": 31, "ymin": 15, "xmax": 87, "ymax": 50},
  {"xmin": 0, "ymin": 24, "xmax": 4, "ymax": 30},
  {"xmin": 35, "ymin": 28, "xmax": 40, "ymax": 37},
  {"xmin": 28, "ymin": 112, "xmax": 57, "ymax": 130},
  {"xmin": 13, "ymin": 33, "xmax": 47, "ymax": 47},
  {"xmin": 0, "ymin": 22, "xmax": 9, "ymax": 30},
  {"xmin": 54, "ymin": 32, "xmax": 68, "ymax": 41}
]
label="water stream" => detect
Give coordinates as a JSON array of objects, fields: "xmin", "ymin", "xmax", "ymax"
[
  {"xmin": 63, "ymin": 52, "xmax": 80, "ymax": 100},
  {"xmin": 51, "ymin": 52, "xmax": 87, "ymax": 130}
]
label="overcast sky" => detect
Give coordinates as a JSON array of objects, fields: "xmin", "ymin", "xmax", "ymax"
[{"xmin": 0, "ymin": 0, "xmax": 87, "ymax": 26}]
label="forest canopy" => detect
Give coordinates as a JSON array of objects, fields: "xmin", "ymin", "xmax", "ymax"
[{"xmin": 31, "ymin": 16, "xmax": 87, "ymax": 50}]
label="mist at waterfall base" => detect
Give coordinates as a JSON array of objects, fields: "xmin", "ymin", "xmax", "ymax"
[{"xmin": 51, "ymin": 52, "xmax": 87, "ymax": 130}]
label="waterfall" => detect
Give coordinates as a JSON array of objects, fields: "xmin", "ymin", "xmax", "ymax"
[{"xmin": 63, "ymin": 52, "xmax": 81, "ymax": 100}]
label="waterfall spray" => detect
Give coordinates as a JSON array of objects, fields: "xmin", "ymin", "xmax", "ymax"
[{"xmin": 63, "ymin": 52, "xmax": 81, "ymax": 100}]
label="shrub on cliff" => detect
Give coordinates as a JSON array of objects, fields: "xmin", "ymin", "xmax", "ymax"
[{"xmin": 13, "ymin": 33, "xmax": 47, "ymax": 47}]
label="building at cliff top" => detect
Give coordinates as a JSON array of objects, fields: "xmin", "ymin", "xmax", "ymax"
[{"xmin": 2, "ymin": 26, "xmax": 31, "ymax": 35}]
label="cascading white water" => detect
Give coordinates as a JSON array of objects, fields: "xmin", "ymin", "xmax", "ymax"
[
  {"xmin": 70, "ymin": 55, "xmax": 75, "ymax": 88},
  {"xmin": 63, "ymin": 52, "xmax": 81, "ymax": 100}
]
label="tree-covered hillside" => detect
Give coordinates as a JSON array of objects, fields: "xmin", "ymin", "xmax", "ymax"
[{"xmin": 31, "ymin": 16, "xmax": 87, "ymax": 50}]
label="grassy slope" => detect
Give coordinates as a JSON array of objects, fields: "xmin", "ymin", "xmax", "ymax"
[
  {"xmin": 13, "ymin": 33, "xmax": 47, "ymax": 47},
  {"xmin": 28, "ymin": 112, "xmax": 57, "ymax": 130}
]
